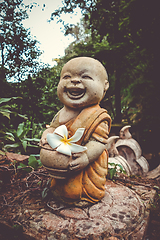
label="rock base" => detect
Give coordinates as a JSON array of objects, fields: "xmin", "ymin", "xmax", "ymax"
[{"xmin": 22, "ymin": 181, "xmax": 155, "ymax": 240}]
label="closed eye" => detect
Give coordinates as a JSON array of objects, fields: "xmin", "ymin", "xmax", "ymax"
[
  {"xmin": 63, "ymin": 75, "xmax": 71, "ymax": 80},
  {"xmin": 82, "ymin": 75, "xmax": 93, "ymax": 80}
]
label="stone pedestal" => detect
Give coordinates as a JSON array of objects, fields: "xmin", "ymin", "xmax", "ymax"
[{"xmin": 26, "ymin": 181, "xmax": 155, "ymax": 240}]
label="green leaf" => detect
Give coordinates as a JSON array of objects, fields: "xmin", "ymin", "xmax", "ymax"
[
  {"xmin": 17, "ymin": 122, "xmax": 25, "ymax": 137},
  {"xmin": 22, "ymin": 140, "xmax": 27, "ymax": 152},
  {"xmin": 0, "ymin": 111, "xmax": 11, "ymax": 119},
  {"xmin": 109, "ymin": 168, "xmax": 116, "ymax": 179},
  {"xmin": 17, "ymin": 163, "xmax": 27, "ymax": 168},
  {"xmin": 17, "ymin": 114, "xmax": 28, "ymax": 119},
  {"xmin": 108, "ymin": 162, "xmax": 116, "ymax": 167},
  {"xmin": 42, "ymin": 187, "xmax": 49, "ymax": 199},
  {"xmin": 27, "ymin": 143, "xmax": 40, "ymax": 148},
  {"xmin": 30, "ymin": 154, "xmax": 40, "ymax": 157},
  {"xmin": 0, "ymin": 106, "xmax": 11, "ymax": 119},
  {"xmin": 0, "ymin": 98, "xmax": 13, "ymax": 104},
  {"xmin": 6, "ymin": 132, "xmax": 15, "ymax": 138},
  {"xmin": 117, "ymin": 164, "xmax": 124, "ymax": 171},
  {"xmin": 17, "ymin": 163, "xmax": 32, "ymax": 172},
  {"xmin": 37, "ymin": 159, "xmax": 42, "ymax": 167},
  {"xmin": 4, "ymin": 142, "xmax": 21, "ymax": 150},
  {"xmin": 37, "ymin": 181, "xmax": 42, "ymax": 185},
  {"xmin": 0, "ymin": 105, "xmax": 11, "ymax": 109},
  {"xmin": 0, "ymin": 97, "xmax": 21, "ymax": 105},
  {"xmin": 28, "ymin": 155, "xmax": 38, "ymax": 170},
  {"xmin": 47, "ymin": 179, "xmax": 51, "ymax": 186},
  {"xmin": 5, "ymin": 132, "xmax": 15, "ymax": 141},
  {"xmin": 0, "ymin": 150, "xmax": 6, "ymax": 155},
  {"xmin": 25, "ymin": 138, "xmax": 40, "ymax": 142}
]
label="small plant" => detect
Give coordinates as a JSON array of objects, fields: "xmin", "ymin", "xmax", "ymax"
[
  {"xmin": 29, "ymin": 122, "xmax": 45, "ymax": 140},
  {"xmin": 12, "ymin": 223, "xmax": 23, "ymax": 239},
  {"xmin": 17, "ymin": 155, "xmax": 42, "ymax": 172},
  {"xmin": 42, "ymin": 179, "xmax": 51, "ymax": 200},
  {"xmin": 0, "ymin": 97, "xmax": 45, "ymax": 154},
  {"xmin": 0, "ymin": 97, "xmax": 26, "ymax": 119},
  {"xmin": 12, "ymin": 224, "xmax": 23, "ymax": 232},
  {"xmin": 0, "ymin": 97, "xmax": 27, "ymax": 150},
  {"xmin": 108, "ymin": 162, "xmax": 126, "ymax": 179},
  {"xmin": 3, "ymin": 121, "xmax": 40, "ymax": 154}
]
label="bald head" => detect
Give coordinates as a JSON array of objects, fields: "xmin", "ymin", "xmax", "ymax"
[
  {"xmin": 61, "ymin": 57, "xmax": 108, "ymax": 82},
  {"xmin": 58, "ymin": 57, "xmax": 109, "ymax": 109}
]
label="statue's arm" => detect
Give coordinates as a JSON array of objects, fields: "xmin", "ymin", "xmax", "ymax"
[
  {"xmin": 69, "ymin": 140, "xmax": 106, "ymax": 171},
  {"xmin": 39, "ymin": 127, "xmax": 55, "ymax": 147},
  {"xmin": 69, "ymin": 120, "xmax": 109, "ymax": 171},
  {"xmin": 86, "ymin": 140, "xmax": 106, "ymax": 162},
  {"xmin": 40, "ymin": 127, "xmax": 71, "ymax": 171},
  {"xmin": 40, "ymin": 111, "xmax": 60, "ymax": 147}
]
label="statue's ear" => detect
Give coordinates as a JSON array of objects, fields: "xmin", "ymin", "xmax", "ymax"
[
  {"xmin": 104, "ymin": 79, "xmax": 109, "ymax": 92},
  {"xmin": 102, "ymin": 79, "xmax": 109, "ymax": 99}
]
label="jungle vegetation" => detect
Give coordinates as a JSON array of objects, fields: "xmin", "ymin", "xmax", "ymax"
[{"xmin": 0, "ymin": 0, "xmax": 160, "ymax": 157}]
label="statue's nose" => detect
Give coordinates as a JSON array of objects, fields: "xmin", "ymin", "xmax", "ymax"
[{"xmin": 71, "ymin": 78, "xmax": 81, "ymax": 84}]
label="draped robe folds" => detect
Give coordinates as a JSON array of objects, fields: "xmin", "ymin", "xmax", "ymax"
[{"xmin": 49, "ymin": 104, "xmax": 111, "ymax": 203}]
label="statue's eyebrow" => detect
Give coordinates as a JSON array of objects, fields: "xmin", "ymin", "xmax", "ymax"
[
  {"xmin": 60, "ymin": 71, "xmax": 70, "ymax": 77},
  {"xmin": 79, "ymin": 69, "xmax": 89, "ymax": 75}
]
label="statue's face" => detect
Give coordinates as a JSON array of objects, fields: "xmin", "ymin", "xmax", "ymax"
[{"xmin": 57, "ymin": 57, "xmax": 109, "ymax": 109}]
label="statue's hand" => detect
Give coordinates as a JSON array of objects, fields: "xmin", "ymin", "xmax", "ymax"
[
  {"xmin": 39, "ymin": 127, "xmax": 55, "ymax": 147},
  {"xmin": 69, "ymin": 152, "xmax": 89, "ymax": 171},
  {"xmin": 39, "ymin": 137, "xmax": 48, "ymax": 147}
]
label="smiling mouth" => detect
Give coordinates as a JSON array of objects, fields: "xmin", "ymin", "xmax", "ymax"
[{"xmin": 66, "ymin": 88, "xmax": 86, "ymax": 99}]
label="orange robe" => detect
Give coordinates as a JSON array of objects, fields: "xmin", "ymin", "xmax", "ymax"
[{"xmin": 50, "ymin": 104, "xmax": 111, "ymax": 203}]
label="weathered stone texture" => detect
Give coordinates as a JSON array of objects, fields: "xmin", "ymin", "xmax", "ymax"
[{"xmin": 24, "ymin": 181, "xmax": 155, "ymax": 239}]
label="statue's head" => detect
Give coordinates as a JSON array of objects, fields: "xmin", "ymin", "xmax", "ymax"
[{"xmin": 57, "ymin": 57, "xmax": 109, "ymax": 109}]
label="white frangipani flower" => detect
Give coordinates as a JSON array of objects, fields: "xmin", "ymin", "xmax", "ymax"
[{"xmin": 47, "ymin": 125, "xmax": 87, "ymax": 156}]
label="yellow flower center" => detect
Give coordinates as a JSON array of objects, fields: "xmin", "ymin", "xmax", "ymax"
[{"xmin": 61, "ymin": 136, "xmax": 71, "ymax": 145}]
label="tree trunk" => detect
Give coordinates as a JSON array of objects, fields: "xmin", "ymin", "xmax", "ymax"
[
  {"xmin": 0, "ymin": 41, "xmax": 5, "ymax": 67},
  {"xmin": 114, "ymin": 68, "xmax": 121, "ymax": 123},
  {"xmin": 113, "ymin": 0, "xmax": 122, "ymax": 123}
]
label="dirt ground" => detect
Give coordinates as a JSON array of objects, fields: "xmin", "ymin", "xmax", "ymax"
[{"xmin": 0, "ymin": 154, "xmax": 160, "ymax": 240}]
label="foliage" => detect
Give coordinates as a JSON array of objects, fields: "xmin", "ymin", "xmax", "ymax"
[
  {"xmin": 41, "ymin": 179, "xmax": 51, "ymax": 199},
  {"xmin": 10, "ymin": 75, "xmax": 47, "ymax": 124},
  {"xmin": 34, "ymin": 63, "xmax": 64, "ymax": 123},
  {"xmin": 51, "ymin": 0, "xmax": 131, "ymax": 123},
  {"xmin": 51, "ymin": 0, "xmax": 160, "ymax": 155},
  {"xmin": 0, "ymin": 0, "xmax": 159, "ymax": 156},
  {"xmin": 0, "ymin": 0, "xmax": 42, "ymax": 82},
  {"xmin": 0, "ymin": 97, "xmax": 28, "ymax": 149},
  {"xmin": 0, "ymin": 97, "xmax": 46, "ymax": 155},
  {"xmin": 2, "ymin": 61, "xmax": 64, "ymax": 127},
  {"xmin": 108, "ymin": 162, "xmax": 126, "ymax": 179},
  {"xmin": 0, "ymin": 96, "xmax": 26, "ymax": 119},
  {"xmin": 17, "ymin": 154, "xmax": 42, "ymax": 172},
  {"xmin": 2, "ymin": 121, "xmax": 41, "ymax": 154}
]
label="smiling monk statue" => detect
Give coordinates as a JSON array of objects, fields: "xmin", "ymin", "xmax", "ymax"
[{"xmin": 40, "ymin": 57, "xmax": 111, "ymax": 205}]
